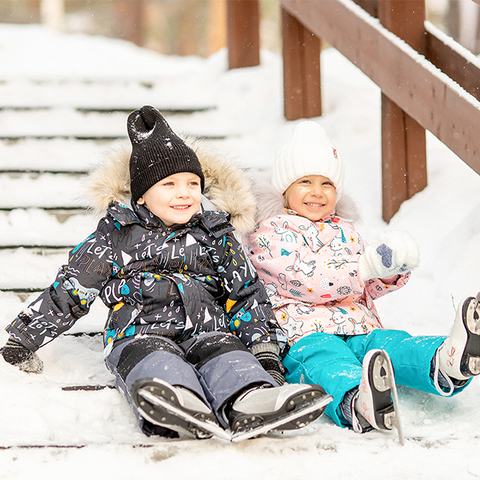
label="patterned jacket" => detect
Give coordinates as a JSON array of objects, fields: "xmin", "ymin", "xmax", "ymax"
[
  {"xmin": 247, "ymin": 211, "xmax": 410, "ymax": 344},
  {"xmin": 6, "ymin": 139, "xmax": 288, "ymax": 356}
]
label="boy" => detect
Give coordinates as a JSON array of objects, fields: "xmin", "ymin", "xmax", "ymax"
[{"xmin": 1, "ymin": 107, "xmax": 330, "ymax": 441}]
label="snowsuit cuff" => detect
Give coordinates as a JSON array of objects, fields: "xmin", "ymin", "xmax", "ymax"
[{"xmin": 250, "ymin": 342, "xmax": 280, "ymax": 356}]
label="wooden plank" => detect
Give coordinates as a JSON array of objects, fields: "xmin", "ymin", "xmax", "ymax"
[
  {"xmin": 282, "ymin": 7, "xmax": 321, "ymax": 120},
  {"xmin": 353, "ymin": 0, "xmax": 378, "ymax": 17},
  {"xmin": 227, "ymin": 0, "xmax": 260, "ymax": 69},
  {"xmin": 425, "ymin": 23, "xmax": 480, "ymax": 103},
  {"xmin": 352, "ymin": 4, "xmax": 480, "ymax": 103},
  {"xmin": 378, "ymin": 0, "xmax": 427, "ymax": 221},
  {"xmin": 280, "ymin": 0, "xmax": 480, "ymax": 178}
]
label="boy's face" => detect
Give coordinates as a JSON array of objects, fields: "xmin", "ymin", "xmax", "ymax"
[
  {"xmin": 284, "ymin": 175, "xmax": 336, "ymax": 222},
  {"xmin": 137, "ymin": 172, "xmax": 202, "ymax": 227}
]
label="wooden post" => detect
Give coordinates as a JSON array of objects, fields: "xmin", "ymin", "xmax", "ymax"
[
  {"xmin": 27, "ymin": 0, "xmax": 41, "ymax": 22},
  {"xmin": 115, "ymin": 0, "xmax": 145, "ymax": 47},
  {"xmin": 227, "ymin": 0, "xmax": 260, "ymax": 69},
  {"xmin": 208, "ymin": 0, "xmax": 227, "ymax": 55},
  {"xmin": 378, "ymin": 0, "xmax": 427, "ymax": 222},
  {"xmin": 40, "ymin": 0, "xmax": 64, "ymax": 30},
  {"xmin": 282, "ymin": 6, "xmax": 321, "ymax": 120}
]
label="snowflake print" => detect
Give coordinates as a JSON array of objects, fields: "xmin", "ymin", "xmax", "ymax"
[{"xmin": 337, "ymin": 286, "xmax": 352, "ymax": 295}]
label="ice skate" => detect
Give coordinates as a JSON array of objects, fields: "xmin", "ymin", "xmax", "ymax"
[
  {"xmin": 437, "ymin": 293, "xmax": 480, "ymax": 380},
  {"xmin": 131, "ymin": 378, "xmax": 231, "ymax": 441},
  {"xmin": 229, "ymin": 383, "xmax": 332, "ymax": 442},
  {"xmin": 354, "ymin": 349, "xmax": 403, "ymax": 444}
]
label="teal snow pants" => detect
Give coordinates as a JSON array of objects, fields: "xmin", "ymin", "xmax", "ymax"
[{"xmin": 282, "ymin": 329, "xmax": 470, "ymax": 428}]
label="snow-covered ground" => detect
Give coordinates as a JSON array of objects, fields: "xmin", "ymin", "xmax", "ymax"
[{"xmin": 1, "ymin": 22, "xmax": 480, "ymax": 480}]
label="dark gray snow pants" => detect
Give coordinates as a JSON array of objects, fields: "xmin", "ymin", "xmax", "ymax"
[{"xmin": 105, "ymin": 332, "xmax": 276, "ymax": 436}]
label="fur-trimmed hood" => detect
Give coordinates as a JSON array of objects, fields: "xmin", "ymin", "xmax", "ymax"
[
  {"xmin": 250, "ymin": 173, "xmax": 360, "ymax": 225},
  {"xmin": 84, "ymin": 138, "xmax": 257, "ymax": 236}
]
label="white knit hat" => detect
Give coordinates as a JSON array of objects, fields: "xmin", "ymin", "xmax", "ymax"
[{"xmin": 272, "ymin": 121, "xmax": 344, "ymax": 200}]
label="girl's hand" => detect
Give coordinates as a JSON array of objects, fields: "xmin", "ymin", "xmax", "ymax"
[{"xmin": 358, "ymin": 230, "xmax": 420, "ymax": 281}]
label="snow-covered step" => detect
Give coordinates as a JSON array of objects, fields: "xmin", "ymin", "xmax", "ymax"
[
  {"xmin": 0, "ymin": 109, "xmax": 128, "ymax": 140},
  {"xmin": 0, "ymin": 209, "xmax": 96, "ymax": 248},
  {"xmin": 0, "ymin": 109, "xmax": 231, "ymax": 140},
  {"xmin": 0, "ymin": 79, "xmax": 215, "ymax": 112},
  {"xmin": 0, "ymin": 139, "xmax": 110, "ymax": 173},
  {"xmin": 0, "ymin": 173, "xmax": 86, "ymax": 209},
  {"xmin": 0, "ymin": 137, "xmax": 244, "ymax": 175},
  {"xmin": 0, "ymin": 248, "xmax": 70, "ymax": 290}
]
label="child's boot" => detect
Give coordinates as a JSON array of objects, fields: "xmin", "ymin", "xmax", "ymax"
[
  {"xmin": 353, "ymin": 349, "xmax": 403, "ymax": 443},
  {"xmin": 228, "ymin": 383, "xmax": 332, "ymax": 442},
  {"xmin": 437, "ymin": 293, "xmax": 480, "ymax": 381},
  {"xmin": 131, "ymin": 377, "xmax": 231, "ymax": 441}
]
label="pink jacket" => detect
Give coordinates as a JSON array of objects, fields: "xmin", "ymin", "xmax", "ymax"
[{"xmin": 247, "ymin": 213, "xmax": 410, "ymax": 344}]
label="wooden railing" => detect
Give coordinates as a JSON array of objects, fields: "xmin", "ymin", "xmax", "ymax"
[
  {"xmin": 227, "ymin": 0, "xmax": 480, "ymax": 222},
  {"xmin": 30, "ymin": 0, "xmax": 480, "ymax": 222}
]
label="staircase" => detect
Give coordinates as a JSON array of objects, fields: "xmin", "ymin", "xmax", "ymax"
[
  {"xmin": 0, "ymin": 20, "xmax": 290, "ymax": 345},
  {"xmin": 0, "ymin": 26, "xmax": 294, "ymax": 449},
  {"xmin": 0, "ymin": 26, "xmax": 247, "ymax": 335},
  {"xmin": 0, "ymin": 100, "xmax": 218, "ymax": 294},
  {"xmin": 0, "ymin": 24, "xmax": 291, "ymax": 382}
]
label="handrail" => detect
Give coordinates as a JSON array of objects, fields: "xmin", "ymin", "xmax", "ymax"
[
  {"xmin": 279, "ymin": 0, "xmax": 480, "ymax": 220},
  {"xmin": 281, "ymin": 0, "xmax": 480, "ymax": 176}
]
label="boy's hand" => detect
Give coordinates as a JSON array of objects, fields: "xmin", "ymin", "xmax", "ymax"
[
  {"xmin": 359, "ymin": 230, "xmax": 419, "ymax": 281},
  {"xmin": 1, "ymin": 337, "xmax": 44, "ymax": 374}
]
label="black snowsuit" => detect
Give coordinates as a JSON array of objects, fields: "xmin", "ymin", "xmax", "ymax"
[{"xmin": 6, "ymin": 198, "xmax": 287, "ymax": 434}]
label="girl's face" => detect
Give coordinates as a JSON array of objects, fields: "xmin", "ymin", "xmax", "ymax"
[
  {"xmin": 284, "ymin": 175, "xmax": 336, "ymax": 222},
  {"xmin": 137, "ymin": 172, "xmax": 202, "ymax": 226}
]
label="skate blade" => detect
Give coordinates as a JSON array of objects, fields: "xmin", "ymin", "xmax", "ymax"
[
  {"xmin": 473, "ymin": 292, "xmax": 480, "ymax": 311},
  {"xmin": 469, "ymin": 357, "xmax": 480, "ymax": 375},
  {"xmin": 466, "ymin": 294, "xmax": 480, "ymax": 334},
  {"xmin": 462, "ymin": 295, "xmax": 480, "ymax": 377},
  {"xmin": 138, "ymin": 388, "xmax": 232, "ymax": 442},
  {"xmin": 230, "ymin": 394, "xmax": 332, "ymax": 443},
  {"xmin": 372, "ymin": 353, "xmax": 392, "ymax": 393},
  {"xmin": 381, "ymin": 354, "xmax": 404, "ymax": 446}
]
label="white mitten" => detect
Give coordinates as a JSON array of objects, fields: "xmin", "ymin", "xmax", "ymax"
[{"xmin": 358, "ymin": 231, "xmax": 419, "ymax": 281}]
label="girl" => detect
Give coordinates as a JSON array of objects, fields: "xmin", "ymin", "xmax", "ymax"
[{"xmin": 246, "ymin": 121, "xmax": 480, "ymax": 441}]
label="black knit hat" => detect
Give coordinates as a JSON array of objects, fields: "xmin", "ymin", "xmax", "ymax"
[{"xmin": 128, "ymin": 105, "xmax": 205, "ymax": 202}]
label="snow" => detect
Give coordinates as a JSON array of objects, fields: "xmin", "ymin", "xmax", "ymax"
[
  {"xmin": 425, "ymin": 20, "xmax": 480, "ymax": 66},
  {"xmin": 1, "ymin": 22, "xmax": 480, "ymax": 480}
]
